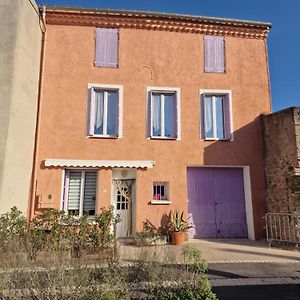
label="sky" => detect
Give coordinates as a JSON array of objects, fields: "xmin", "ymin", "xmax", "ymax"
[{"xmin": 36, "ymin": 0, "xmax": 300, "ymax": 112}]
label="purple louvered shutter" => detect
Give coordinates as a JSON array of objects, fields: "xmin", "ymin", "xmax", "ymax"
[
  {"xmin": 224, "ymin": 94, "xmax": 231, "ymax": 140},
  {"xmin": 115, "ymin": 94, "xmax": 119, "ymax": 137},
  {"xmin": 173, "ymin": 93, "xmax": 178, "ymax": 138},
  {"xmin": 147, "ymin": 92, "xmax": 152, "ymax": 138},
  {"xmin": 216, "ymin": 36, "xmax": 225, "ymax": 72},
  {"xmin": 200, "ymin": 94, "xmax": 206, "ymax": 139},
  {"xmin": 95, "ymin": 28, "xmax": 118, "ymax": 68},
  {"xmin": 204, "ymin": 35, "xmax": 225, "ymax": 73},
  {"xmin": 88, "ymin": 88, "xmax": 95, "ymax": 135}
]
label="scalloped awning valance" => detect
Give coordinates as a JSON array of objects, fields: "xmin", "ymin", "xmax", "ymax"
[{"xmin": 44, "ymin": 159, "xmax": 155, "ymax": 169}]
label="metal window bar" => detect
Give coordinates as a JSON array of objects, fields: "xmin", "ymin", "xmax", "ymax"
[
  {"xmin": 265, "ymin": 212, "xmax": 300, "ymax": 247},
  {"xmin": 153, "ymin": 182, "xmax": 168, "ymax": 200}
]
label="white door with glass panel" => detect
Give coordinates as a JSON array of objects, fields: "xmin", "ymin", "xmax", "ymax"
[
  {"xmin": 113, "ymin": 179, "xmax": 134, "ymax": 238},
  {"xmin": 63, "ymin": 170, "xmax": 97, "ymax": 217}
]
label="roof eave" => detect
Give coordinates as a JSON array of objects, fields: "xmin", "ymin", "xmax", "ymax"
[{"xmin": 39, "ymin": 5, "xmax": 271, "ymax": 29}]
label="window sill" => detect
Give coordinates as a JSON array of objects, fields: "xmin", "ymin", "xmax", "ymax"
[
  {"xmin": 87, "ymin": 135, "xmax": 119, "ymax": 139},
  {"xmin": 94, "ymin": 63, "xmax": 118, "ymax": 68},
  {"xmin": 150, "ymin": 200, "xmax": 172, "ymax": 205},
  {"xmin": 204, "ymin": 69, "xmax": 226, "ymax": 74},
  {"xmin": 60, "ymin": 217, "xmax": 96, "ymax": 225},
  {"xmin": 149, "ymin": 136, "xmax": 177, "ymax": 140},
  {"xmin": 202, "ymin": 138, "xmax": 231, "ymax": 141}
]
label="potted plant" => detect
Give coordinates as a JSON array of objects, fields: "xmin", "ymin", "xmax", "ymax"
[{"xmin": 168, "ymin": 210, "xmax": 192, "ymax": 246}]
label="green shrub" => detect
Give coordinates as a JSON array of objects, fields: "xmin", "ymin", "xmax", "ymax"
[
  {"xmin": 0, "ymin": 208, "xmax": 217, "ymax": 300},
  {"xmin": 153, "ymin": 279, "xmax": 217, "ymax": 300},
  {"xmin": 0, "ymin": 206, "xmax": 120, "ymax": 261},
  {"xmin": 0, "ymin": 206, "xmax": 27, "ymax": 253}
]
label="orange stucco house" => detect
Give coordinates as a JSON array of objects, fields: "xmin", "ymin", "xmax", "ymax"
[{"xmin": 29, "ymin": 6, "xmax": 272, "ymax": 240}]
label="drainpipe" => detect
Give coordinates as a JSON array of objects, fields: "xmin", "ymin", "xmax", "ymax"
[{"xmin": 27, "ymin": 5, "xmax": 46, "ymax": 220}]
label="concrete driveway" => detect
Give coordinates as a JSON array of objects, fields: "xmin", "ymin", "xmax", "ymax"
[
  {"xmin": 188, "ymin": 239, "xmax": 300, "ymax": 263},
  {"xmin": 119, "ymin": 238, "xmax": 300, "ymax": 264}
]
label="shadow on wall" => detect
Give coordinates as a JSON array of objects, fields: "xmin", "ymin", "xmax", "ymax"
[{"xmin": 189, "ymin": 117, "xmax": 267, "ymax": 240}]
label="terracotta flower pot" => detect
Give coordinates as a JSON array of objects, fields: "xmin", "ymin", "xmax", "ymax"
[{"xmin": 172, "ymin": 231, "xmax": 185, "ymax": 245}]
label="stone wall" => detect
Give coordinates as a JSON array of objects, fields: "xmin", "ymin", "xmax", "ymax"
[{"xmin": 262, "ymin": 107, "xmax": 300, "ymax": 213}]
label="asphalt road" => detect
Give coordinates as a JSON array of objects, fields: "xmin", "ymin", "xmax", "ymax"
[
  {"xmin": 213, "ymin": 284, "xmax": 300, "ymax": 300},
  {"xmin": 208, "ymin": 262, "xmax": 300, "ymax": 300}
]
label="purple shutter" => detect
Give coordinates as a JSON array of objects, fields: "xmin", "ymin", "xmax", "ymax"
[
  {"xmin": 62, "ymin": 170, "xmax": 68, "ymax": 211},
  {"xmin": 95, "ymin": 28, "xmax": 118, "ymax": 68},
  {"xmin": 200, "ymin": 94, "xmax": 206, "ymax": 139},
  {"xmin": 204, "ymin": 36, "xmax": 215, "ymax": 72},
  {"xmin": 224, "ymin": 94, "xmax": 231, "ymax": 140},
  {"xmin": 147, "ymin": 92, "xmax": 152, "ymax": 137},
  {"xmin": 204, "ymin": 35, "xmax": 225, "ymax": 73},
  {"xmin": 115, "ymin": 93, "xmax": 119, "ymax": 137},
  {"xmin": 88, "ymin": 88, "xmax": 95, "ymax": 135},
  {"xmin": 215, "ymin": 36, "xmax": 225, "ymax": 72},
  {"xmin": 173, "ymin": 93, "xmax": 178, "ymax": 138}
]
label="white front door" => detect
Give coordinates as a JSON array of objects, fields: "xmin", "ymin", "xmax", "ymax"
[{"xmin": 113, "ymin": 180, "xmax": 134, "ymax": 238}]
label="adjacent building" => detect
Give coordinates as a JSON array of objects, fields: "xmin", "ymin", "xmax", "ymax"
[
  {"xmin": 0, "ymin": 0, "xmax": 42, "ymax": 214},
  {"xmin": 262, "ymin": 107, "xmax": 300, "ymax": 214}
]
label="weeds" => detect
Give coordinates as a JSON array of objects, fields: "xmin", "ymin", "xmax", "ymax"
[{"xmin": 0, "ymin": 208, "xmax": 217, "ymax": 299}]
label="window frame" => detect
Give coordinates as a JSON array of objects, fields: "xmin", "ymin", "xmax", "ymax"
[
  {"xmin": 200, "ymin": 89, "xmax": 233, "ymax": 141},
  {"xmin": 87, "ymin": 83, "xmax": 123, "ymax": 138},
  {"xmin": 62, "ymin": 169, "xmax": 98, "ymax": 217},
  {"xmin": 146, "ymin": 86, "xmax": 181, "ymax": 140},
  {"xmin": 151, "ymin": 181, "xmax": 172, "ymax": 205}
]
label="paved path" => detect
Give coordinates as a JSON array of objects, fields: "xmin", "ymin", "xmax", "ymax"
[
  {"xmin": 188, "ymin": 239, "xmax": 300, "ymax": 263},
  {"xmin": 119, "ymin": 239, "xmax": 300, "ymax": 264}
]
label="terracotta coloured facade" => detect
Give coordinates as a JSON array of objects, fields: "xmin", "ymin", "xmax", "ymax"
[{"xmin": 30, "ymin": 7, "xmax": 271, "ymax": 240}]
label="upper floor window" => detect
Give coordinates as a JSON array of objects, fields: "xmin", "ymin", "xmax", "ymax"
[
  {"xmin": 95, "ymin": 28, "xmax": 118, "ymax": 68},
  {"xmin": 204, "ymin": 35, "xmax": 225, "ymax": 73},
  {"xmin": 200, "ymin": 90, "xmax": 232, "ymax": 140},
  {"xmin": 147, "ymin": 87, "xmax": 181, "ymax": 140},
  {"xmin": 88, "ymin": 84, "xmax": 123, "ymax": 138}
]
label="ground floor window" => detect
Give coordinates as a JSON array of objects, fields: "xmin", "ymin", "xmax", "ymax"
[
  {"xmin": 153, "ymin": 182, "xmax": 169, "ymax": 201},
  {"xmin": 63, "ymin": 170, "xmax": 97, "ymax": 217}
]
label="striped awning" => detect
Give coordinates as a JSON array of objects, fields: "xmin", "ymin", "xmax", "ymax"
[{"xmin": 44, "ymin": 159, "xmax": 155, "ymax": 169}]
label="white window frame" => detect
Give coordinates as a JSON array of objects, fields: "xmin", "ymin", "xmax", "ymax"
[
  {"xmin": 151, "ymin": 181, "xmax": 172, "ymax": 205},
  {"xmin": 153, "ymin": 181, "xmax": 169, "ymax": 200},
  {"xmin": 146, "ymin": 86, "xmax": 181, "ymax": 140},
  {"xmin": 62, "ymin": 169, "xmax": 98, "ymax": 217},
  {"xmin": 87, "ymin": 83, "xmax": 123, "ymax": 138},
  {"xmin": 200, "ymin": 89, "xmax": 233, "ymax": 141}
]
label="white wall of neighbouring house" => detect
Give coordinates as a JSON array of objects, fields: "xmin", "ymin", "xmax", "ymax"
[{"xmin": 0, "ymin": 0, "xmax": 42, "ymax": 215}]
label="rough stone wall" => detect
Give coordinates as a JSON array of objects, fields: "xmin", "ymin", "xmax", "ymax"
[
  {"xmin": 262, "ymin": 107, "xmax": 300, "ymax": 213},
  {"xmin": 291, "ymin": 107, "xmax": 300, "ymax": 212}
]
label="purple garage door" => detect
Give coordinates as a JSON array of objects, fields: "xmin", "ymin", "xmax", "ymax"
[{"xmin": 187, "ymin": 167, "xmax": 248, "ymax": 238}]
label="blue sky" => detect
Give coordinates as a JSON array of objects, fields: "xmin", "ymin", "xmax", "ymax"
[{"xmin": 37, "ymin": 0, "xmax": 300, "ymax": 112}]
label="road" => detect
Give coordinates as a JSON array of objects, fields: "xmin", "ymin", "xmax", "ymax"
[{"xmin": 208, "ymin": 262, "xmax": 300, "ymax": 300}]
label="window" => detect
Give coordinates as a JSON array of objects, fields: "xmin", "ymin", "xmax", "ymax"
[
  {"xmin": 147, "ymin": 87, "xmax": 180, "ymax": 139},
  {"xmin": 204, "ymin": 35, "xmax": 225, "ymax": 73},
  {"xmin": 95, "ymin": 28, "xmax": 118, "ymax": 68},
  {"xmin": 153, "ymin": 182, "xmax": 169, "ymax": 201},
  {"xmin": 63, "ymin": 170, "xmax": 97, "ymax": 217},
  {"xmin": 88, "ymin": 84, "xmax": 123, "ymax": 138},
  {"xmin": 200, "ymin": 90, "xmax": 232, "ymax": 140}
]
